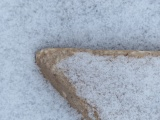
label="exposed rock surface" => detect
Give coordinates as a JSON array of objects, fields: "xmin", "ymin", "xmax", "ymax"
[{"xmin": 36, "ymin": 48, "xmax": 160, "ymax": 120}]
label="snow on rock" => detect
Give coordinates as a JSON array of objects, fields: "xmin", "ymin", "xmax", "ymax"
[
  {"xmin": 57, "ymin": 52, "xmax": 160, "ymax": 120},
  {"xmin": 0, "ymin": 0, "xmax": 160, "ymax": 119}
]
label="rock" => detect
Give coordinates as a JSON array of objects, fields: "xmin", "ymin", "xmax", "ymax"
[{"xmin": 36, "ymin": 48, "xmax": 160, "ymax": 120}]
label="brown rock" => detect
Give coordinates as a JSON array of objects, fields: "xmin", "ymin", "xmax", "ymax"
[{"xmin": 35, "ymin": 48, "xmax": 160, "ymax": 120}]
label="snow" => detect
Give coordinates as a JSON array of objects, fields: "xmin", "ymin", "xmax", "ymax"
[
  {"xmin": 0, "ymin": 0, "xmax": 160, "ymax": 119},
  {"xmin": 57, "ymin": 52, "xmax": 160, "ymax": 120}
]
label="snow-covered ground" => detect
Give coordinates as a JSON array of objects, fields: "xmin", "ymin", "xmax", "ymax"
[{"xmin": 0, "ymin": 0, "xmax": 160, "ymax": 120}]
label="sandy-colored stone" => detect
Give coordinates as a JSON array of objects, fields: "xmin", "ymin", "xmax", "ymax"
[{"xmin": 35, "ymin": 48, "xmax": 160, "ymax": 120}]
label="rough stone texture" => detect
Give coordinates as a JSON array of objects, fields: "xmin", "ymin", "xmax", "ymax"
[{"xmin": 36, "ymin": 48, "xmax": 160, "ymax": 120}]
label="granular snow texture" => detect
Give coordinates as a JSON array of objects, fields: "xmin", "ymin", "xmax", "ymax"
[
  {"xmin": 1, "ymin": 0, "xmax": 160, "ymax": 119},
  {"xmin": 57, "ymin": 52, "xmax": 160, "ymax": 120}
]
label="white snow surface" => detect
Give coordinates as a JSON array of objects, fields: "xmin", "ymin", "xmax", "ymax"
[
  {"xmin": 1, "ymin": 0, "xmax": 160, "ymax": 119},
  {"xmin": 57, "ymin": 52, "xmax": 160, "ymax": 120}
]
